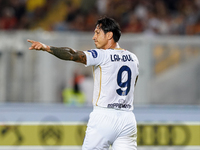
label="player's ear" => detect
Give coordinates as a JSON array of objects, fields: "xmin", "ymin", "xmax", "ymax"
[{"xmin": 106, "ymin": 31, "xmax": 113, "ymax": 40}]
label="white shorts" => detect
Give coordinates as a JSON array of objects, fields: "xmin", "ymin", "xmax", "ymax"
[{"xmin": 82, "ymin": 106, "xmax": 137, "ymax": 150}]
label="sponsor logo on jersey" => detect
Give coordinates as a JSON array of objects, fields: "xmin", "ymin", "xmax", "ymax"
[
  {"xmin": 110, "ymin": 54, "xmax": 133, "ymax": 62},
  {"xmin": 107, "ymin": 99, "xmax": 131, "ymax": 110},
  {"xmin": 88, "ymin": 50, "xmax": 98, "ymax": 58},
  {"xmin": 107, "ymin": 103, "xmax": 131, "ymax": 109}
]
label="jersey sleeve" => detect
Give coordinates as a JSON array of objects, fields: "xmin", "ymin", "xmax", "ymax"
[{"xmin": 83, "ymin": 49, "xmax": 106, "ymax": 67}]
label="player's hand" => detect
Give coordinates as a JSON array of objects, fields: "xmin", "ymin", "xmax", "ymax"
[{"xmin": 27, "ymin": 39, "xmax": 50, "ymax": 51}]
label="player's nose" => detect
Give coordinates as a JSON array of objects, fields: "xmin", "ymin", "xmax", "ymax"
[{"xmin": 92, "ymin": 34, "xmax": 96, "ymax": 40}]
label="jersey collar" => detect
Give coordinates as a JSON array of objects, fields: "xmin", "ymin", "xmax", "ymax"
[{"xmin": 111, "ymin": 43, "xmax": 125, "ymax": 50}]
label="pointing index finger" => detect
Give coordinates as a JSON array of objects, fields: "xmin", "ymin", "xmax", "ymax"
[{"xmin": 27, "ymin": 39, "xmax": 35, "ymax": 43}]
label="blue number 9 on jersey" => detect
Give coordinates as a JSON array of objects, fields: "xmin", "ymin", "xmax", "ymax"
[{"xmin": 116, "ymin": 65, "xmax": 131, "ymax": 96}]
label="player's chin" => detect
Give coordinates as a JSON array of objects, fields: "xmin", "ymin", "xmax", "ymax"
[
  {"xmin": 94, "ymin": 44, "xmax": 99, "ymax": 48},
  {"xmin": 95, "ymin": 44, "xmax": 101, "ymax": 49}
]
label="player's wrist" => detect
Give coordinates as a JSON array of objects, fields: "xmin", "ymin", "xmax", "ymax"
[
  {"xmin": 46, "ymin": 45, "xmax": 51, "ymax": 52},
  {"xmin": 39, "ymin": 42, "xmax": 50, "ymax": 52}
]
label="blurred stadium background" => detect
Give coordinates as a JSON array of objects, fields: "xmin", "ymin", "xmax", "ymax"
[{"xmin": 0, "ymin": 0, "xmax": 200, "ymax": 149}]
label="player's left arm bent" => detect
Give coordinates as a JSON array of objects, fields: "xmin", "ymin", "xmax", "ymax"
[
  {"xmin": 135, "ymin": 75, "xmax": 138, "ymax": 87},
  {"xmin": 27, "ymin": 39, "xmax": 86, "ymax": 65}
]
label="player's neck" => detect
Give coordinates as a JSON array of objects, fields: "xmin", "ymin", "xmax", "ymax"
[{"xmin": 104, "ymin": 41, "xmax": 118, "ymax": 50}]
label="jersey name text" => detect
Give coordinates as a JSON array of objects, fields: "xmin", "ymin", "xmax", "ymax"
[{"xmin": 110, "ymin": 54, "xmax": 133, "ymax": 62}]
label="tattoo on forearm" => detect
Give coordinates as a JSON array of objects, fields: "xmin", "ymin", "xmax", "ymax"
[
  {"xmin": 49, "ymin": 46, "xmax": 86, "ymax": 64},
  {"xmin": 49, "ymin": 46, "xmax": 74, "ymax": 60}
]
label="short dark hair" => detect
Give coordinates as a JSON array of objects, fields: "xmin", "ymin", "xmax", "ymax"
[{"xmin": 96, "ymin": 17, "xmax": 121, "ymax": 42}]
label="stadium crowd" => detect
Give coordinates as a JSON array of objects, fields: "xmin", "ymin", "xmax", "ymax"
[{"xmin": 1, "ymin": 0, "xmax": 200, "ymax": 35}]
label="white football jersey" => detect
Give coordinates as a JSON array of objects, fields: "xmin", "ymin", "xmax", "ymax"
[{"xmin": 83, "ymin": 48, "xmax": 139, "ymax": 111}]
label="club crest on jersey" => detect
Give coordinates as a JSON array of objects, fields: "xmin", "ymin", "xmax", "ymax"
[{"xmin": 88, "ymin": 50, "xmax": 98, "ymax": 58}]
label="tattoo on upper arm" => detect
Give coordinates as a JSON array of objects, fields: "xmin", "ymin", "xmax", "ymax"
[{"xmin": 49, "ymin": 46, "xmax": 86, "ymax": 64}]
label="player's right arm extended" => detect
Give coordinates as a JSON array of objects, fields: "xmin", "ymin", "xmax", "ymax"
[{"xmin": 27, "ymin": 39, "xmax": 86, "ymax": 64}]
